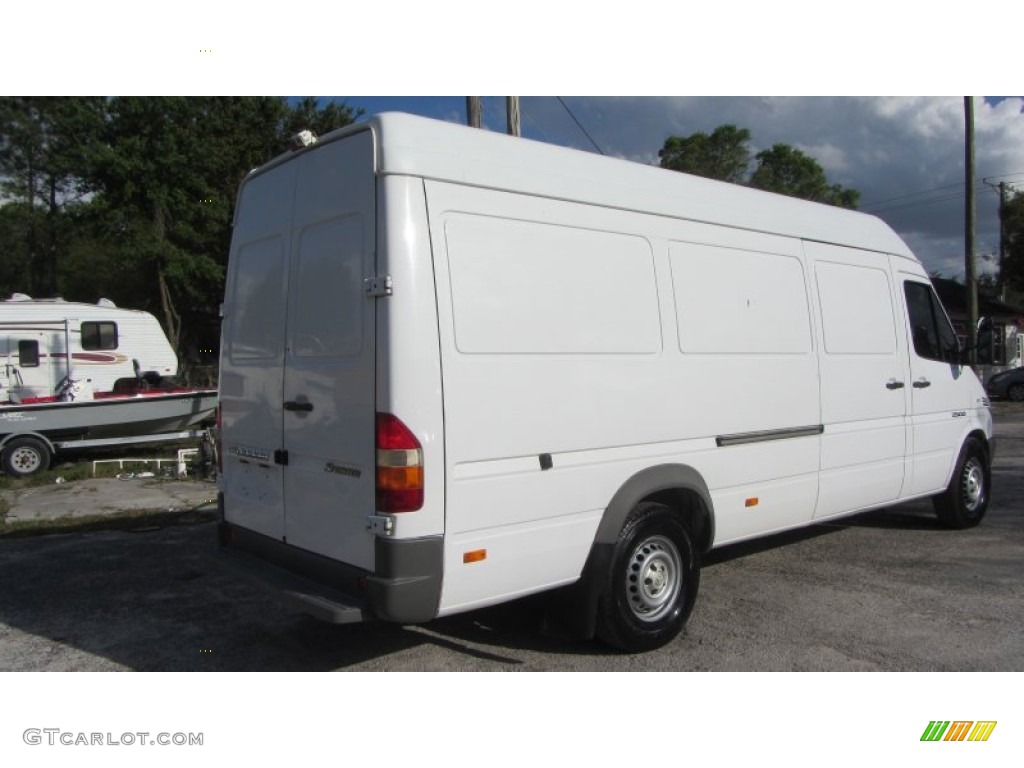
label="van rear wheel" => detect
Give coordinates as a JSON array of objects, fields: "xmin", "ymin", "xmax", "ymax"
[
  {"xmin": 933, "ymin": 438, "xmax": 989, "ymax": 529},
  {"xmin": 596, "ymin": 502, "xmax": 699, "ymax": 652}
]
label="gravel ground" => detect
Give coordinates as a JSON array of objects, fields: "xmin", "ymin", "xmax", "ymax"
[{"xmin": 0, "ymin": 403, "xmax": 1021, "ymax": 671}]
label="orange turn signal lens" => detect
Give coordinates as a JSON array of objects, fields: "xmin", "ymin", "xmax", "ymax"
[{"xmin": 463, "ymin": 549, "xmax": 487, "ymax": 564}]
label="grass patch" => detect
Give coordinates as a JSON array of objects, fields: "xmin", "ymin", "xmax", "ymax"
[{"xmin": 0, "ymin": 504, "xmax": 218, "ymax": 539}]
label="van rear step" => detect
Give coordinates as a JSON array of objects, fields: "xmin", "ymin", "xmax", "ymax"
[{"xmin": 215, "ymin": 546, "xmax": 368, "ymax": 624}]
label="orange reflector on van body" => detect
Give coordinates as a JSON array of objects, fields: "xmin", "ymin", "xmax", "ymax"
[
  {"xmin": 745, "ymin": 497, "xmax": 759, "ymax": 507},
  {"xmin": 463, "ymin": 549, "xmax": 487, "ymax": 564}
]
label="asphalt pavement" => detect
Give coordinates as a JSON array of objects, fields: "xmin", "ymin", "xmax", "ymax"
[{"xmin": 1, "ymin": 477, "xmax": 217, "ymax": 522}]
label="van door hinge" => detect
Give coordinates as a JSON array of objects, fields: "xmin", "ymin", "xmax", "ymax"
[
  {"xmin": 364, "ymin": 276, "xmax": 393, "ymax": 298},
  {"xmin": 366, "ymin": 514, "xmax": 394, "ymax": 536}
]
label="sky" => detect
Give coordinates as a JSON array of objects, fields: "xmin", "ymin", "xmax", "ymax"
[
  {"xmin": 339, "ymin": 96, "xmax": 1024, "ymax": 281},
  {"xmin": 5, "ymin": 3, "xmax": 1021, "ymax": 283}
]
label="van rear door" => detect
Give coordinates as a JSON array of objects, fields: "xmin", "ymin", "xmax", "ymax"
[
  {"xmin": 221, "ymin": 130, "xmax": 377, "ymax": 571},
  {"xmin": 280, "ymin": 134, "xmax": 377, "ymax": 569}
]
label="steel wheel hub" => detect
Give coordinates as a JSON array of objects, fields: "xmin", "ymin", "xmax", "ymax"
[
  {"xmin": 962, "ymin": 458, "xmax": 984, "ymax": 512},
  {"xmin": 626, "ymin": 535, "xmax": 682, "ymax": 622}
]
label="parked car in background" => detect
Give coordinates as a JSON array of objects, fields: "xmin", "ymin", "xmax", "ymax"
[{"xmin": 986, "ymin": 367, "xmax": 1024, "ymax": 401}]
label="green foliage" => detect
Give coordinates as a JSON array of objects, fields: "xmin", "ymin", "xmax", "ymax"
[
  {"xmin": 750, "ymin": 144, "xmax": 860, "ymax": 209},
  {"xmin": 658, "ymin": 125, "xmax": 751, "ymax": 183},
  {"xmin": 1001, "ymin": 190, "xmax": 1024, "ymax": 294},
  {"xmin": 658, "ymin": 125, "xmax": 860, "ymax": 209},
  {"xmin": 0, "ymin": 97, "xmax": 106, "ymax": 295},
  {"xmin": 0, "ymin": 97, "xmax": 361, "ymax": 355},
  {"xmin": 284, "ymin": 96, "xmax": 364, "ymax": 140}
]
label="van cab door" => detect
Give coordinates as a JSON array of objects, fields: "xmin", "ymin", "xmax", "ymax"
[{"xmin": 896, "ymin": 265, "xmax": 972, "ymax": 497}]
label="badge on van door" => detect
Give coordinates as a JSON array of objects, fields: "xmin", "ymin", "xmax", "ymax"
[{"xmin": 325, "ymin": 462, "xmax": 362, "ymax": 478}]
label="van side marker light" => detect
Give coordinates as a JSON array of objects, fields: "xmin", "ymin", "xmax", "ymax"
[
  {"xmin": 463, "ymin": 549, "xmax": 487, "ymax": 564},
  {"xmin": 745, "ymin": 497, "xmax": 759, "ymax": 508}
]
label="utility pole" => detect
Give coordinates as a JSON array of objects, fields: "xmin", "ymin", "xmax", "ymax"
[
  {"xmin": 998, "ymin": 181, "xmax": 1008, "ymax": 302},
  {"xmin": 466, "ymin": 97, "xmax": 482, "ymax": 129},
  {"xmin": 506, "ymin": 97, "xmax": 520, "ymax": 137},
  {"xmin": 965, "ymin": 96, "xmax": 978, "ymax": 364}
]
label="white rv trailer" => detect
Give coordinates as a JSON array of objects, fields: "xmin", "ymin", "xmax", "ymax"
[
  {"xmin": 217, "ymin": 113, "xmax": 993, "ymax": 651},
  {"xmin": 0, "ymin": 294, "xmax": 178, "ymax": 401}
]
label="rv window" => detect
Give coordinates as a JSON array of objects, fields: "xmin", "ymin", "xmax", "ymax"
[
  {"xmin": 904, "ymin": 281, "xmax": 958, "ymax": 363},
  {"xmin": 81, "ymin": 321, "xmax": 118, "ymax": 350},
  {"xmin": 18, "ymin": 340, "xmax": 40, "ymax": 368}
]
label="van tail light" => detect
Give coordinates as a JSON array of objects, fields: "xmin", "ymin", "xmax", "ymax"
[
  {"xmin": 376, "ymin": 413, "xmax": 424, "ymax": 512},
  {"xmin": 214, "ymin": 403, "xmax": 223, "ymax": 474}
]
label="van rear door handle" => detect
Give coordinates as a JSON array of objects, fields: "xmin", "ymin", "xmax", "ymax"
[
  {"xmin": 886, "ymin": 379, "xmax": 905, "ymax": 390},
  {"xmin": 912, "ymin": 379, "xmax": 931, "ymax": 389},
  {"xmin": 283, "ymin": 400, "xmax": 314, "ymax": 412}
]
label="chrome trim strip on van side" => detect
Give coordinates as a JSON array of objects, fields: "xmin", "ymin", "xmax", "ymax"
[{"xmin": 715, "ymin": 424, "xmax": 824, "ymax": 447}]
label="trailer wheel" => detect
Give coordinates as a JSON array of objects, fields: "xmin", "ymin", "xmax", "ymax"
[
  {"xmin": 2, "ymin": 437, "xmax": 52, "ymax": 478},
  {"xmin": 933, "ymin": 438, "xmax": 989, "ymax": 529},
  {"xmin": 595, "ymin": 502, "xmax": 699, "ymax": 652}
]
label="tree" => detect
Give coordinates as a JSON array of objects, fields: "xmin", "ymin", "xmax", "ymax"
[
  {"xmin": 87, "ymin": 97, "xmax": 361, "ymax": 353},
  {"xmin": 749, "ymin": 143, "xmax": 859, "ymax": 209},
  {"xmin": 283, "ymin": 96, "xmax": 364, "ymax": 140},
  {"xmin": 1000, "ymin": 189, "xmax": 1024, "ymax": 295},
  {"xmin": 0, "ymin": 97, "xmax": 106, "ymax": 296},
  {"xmin": 658, "ymin": 124, "xmax": 751, "ymax": 183},
  {"xmin": 657, "ymin": 125, "xmax": 860, "ymax": 209}
]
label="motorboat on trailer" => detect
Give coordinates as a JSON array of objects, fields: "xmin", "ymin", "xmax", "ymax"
[{"xmin": 0, "ymin": 294, "xmax": 217, "ymax": 476}]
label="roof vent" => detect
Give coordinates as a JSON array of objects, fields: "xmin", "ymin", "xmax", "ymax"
[
  {"xmin": 97, "ymin": 298, "xmax": 117, "ymax": 308},
  {"xmin": 290, "ymin": 129, "xmax": 318, "ymax": 150}
]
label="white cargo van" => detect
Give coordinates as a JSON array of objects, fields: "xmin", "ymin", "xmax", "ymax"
[{"xmin": 217, "ymin": 113, "xmax": 993, "ymax": 651}]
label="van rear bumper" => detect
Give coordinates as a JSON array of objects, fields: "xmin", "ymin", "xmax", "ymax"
[{"xmin": 217, "ymin": 513, "xmax": 443, "ymax": 624}]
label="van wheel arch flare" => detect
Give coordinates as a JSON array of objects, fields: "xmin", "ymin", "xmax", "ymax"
[{"xmin": 595, "ymin": 464, "xmax": 715, "ymax": 552}]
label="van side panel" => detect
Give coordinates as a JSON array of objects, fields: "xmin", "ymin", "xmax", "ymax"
[
  {"xmin": 375, "ymin": 176, "xmax": 446, "ymax": 540},
  {"xmin": 426, "ymin": 180, "xmax": 821, "ymax": 614}
]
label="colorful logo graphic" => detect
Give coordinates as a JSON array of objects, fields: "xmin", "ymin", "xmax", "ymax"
[{"xmin": 921, "ymin": 721, "xmax": 997, "ymax": 742}]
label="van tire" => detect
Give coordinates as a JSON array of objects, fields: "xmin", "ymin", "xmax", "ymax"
[
  {"xmin": 595, "ymin": 502, "xmax": 699, "ymax": 652},
  {"xmin": 2, "ymin": 437, "xmax": 52, "ymax": 477},
  {"xmin": 933, "ymin": 438, "xmax": 989, "ymax": 529}
]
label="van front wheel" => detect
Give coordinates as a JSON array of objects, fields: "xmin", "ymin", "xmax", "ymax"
[
  {"xmin": 933, "ymin": 438, "xmax": 989, "ymax": 529},
  {"xmin": 596, "ymin": 502, "xmax": 699, "ymax": 652}
]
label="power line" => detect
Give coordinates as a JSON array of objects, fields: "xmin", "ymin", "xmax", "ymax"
[
  {"xmin": 861, "ymin": 173, "xmax": 1024, "ymax": 212},
  {"xmin": 556, "ymin": 97, "xmax": 605, "ymax": 156}
]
